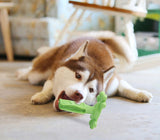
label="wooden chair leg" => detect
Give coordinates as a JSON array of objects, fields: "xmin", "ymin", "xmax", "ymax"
[
  {"xmin": 74, "ymin": 9, "xmax": 86, "ymax": 31},
  {"xmin": 0, "ymin": 9, "xmax": 13, "ymax": 61},
  {"xmin": 66, "ymin": 9, "xmax": 86, "ymax": 41},
  {"xmin": 54, "ymin": 8, "xmax": 79, "ymax": 46},
  {"xmin": 124, "ymin": 17, "xmax": 138, "ymax": 60}
]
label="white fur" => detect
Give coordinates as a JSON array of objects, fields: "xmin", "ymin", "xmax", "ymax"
[
  {"xmin": 28, "ymin": 70, "xmax": 51, "ymax": 85},
  {"xmin": 17, "ymin": 67, "xmax": 32, "ymax": 80},
  {"xmin": 52, "ymin": 67, "xmax": 89, "ymax": 98},
  {"xmin": 103, "ymin": 67, "xmax": 115, "ymax": 91},
  {"xmin": 52, "ymin": 67, "xmax": 89, "ymax": 109},
  {"xmin": 84, "ymin": 80, "xmax": 98, "ymax": 105},
  {"xmin": 118, "ymin": 80, "xmax": 153, "ymax": 102},
  {"xmin": 17, "ymin": 67, "xmax": 51, "ymax": 85},
  {"xmin": 106, "ymin": 78, "xmax": 119, "ymax": 97},
  {"xmin": 31, "ymin": 80, "xmax": 53, "ymax": 104},
  {"xmin": 52, "ymin": 66, "xmax": 100, "ymax": 109}
]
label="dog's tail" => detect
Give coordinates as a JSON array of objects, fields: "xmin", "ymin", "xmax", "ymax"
[{"xmin": 82, "ymin": 31, "xmax": 138, "ymax": 72}]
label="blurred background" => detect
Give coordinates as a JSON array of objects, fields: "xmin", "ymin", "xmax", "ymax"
[{"xmin": 0, "ymin": 0, "xmax": 160, "ymax": 60}]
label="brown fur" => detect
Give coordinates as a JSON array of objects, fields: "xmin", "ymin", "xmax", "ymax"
[
  {"xmin": 31, "ymin": 37, "xmax": 114, "ymax": 81},
  {"xmin": 82, "ymin": 31, "xmax": 136, "ymax": 64}
]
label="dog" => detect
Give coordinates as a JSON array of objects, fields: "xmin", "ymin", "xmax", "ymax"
[{"xmin": 17, "ymin": 36, "xmax": 153, "ymax": 111}]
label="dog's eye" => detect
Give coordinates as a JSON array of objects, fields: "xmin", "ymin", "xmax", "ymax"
[
  {"xmin": 75, "ymin": 72, "xmax": 81, "ymax": 80},
  {"xmin": 89, "ymin": 88, "xmax": 94, "ymax": 93}
]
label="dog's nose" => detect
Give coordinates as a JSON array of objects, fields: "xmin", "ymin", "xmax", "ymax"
[{"xmin": 72, "ymin": 91, "xmax": 83, "ymax": 102}]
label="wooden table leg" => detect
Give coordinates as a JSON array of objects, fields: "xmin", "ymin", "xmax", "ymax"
[{"xmin": 0, "ymin": 8, "xmax": 13, "ymax": 61}]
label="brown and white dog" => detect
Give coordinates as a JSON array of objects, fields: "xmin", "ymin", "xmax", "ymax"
[{"xmin": 17, "ymin": 36, "xmax": 153, "ymax": 111}]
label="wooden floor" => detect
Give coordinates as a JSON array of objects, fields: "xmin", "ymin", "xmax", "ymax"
[{"xmin": 0, "ymin": 61, "xmax": 160, "ymax": 140}]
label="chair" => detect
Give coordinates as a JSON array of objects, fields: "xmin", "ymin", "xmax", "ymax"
[
  {"xmin": 0, "ymin": 2, "xmax": 14, "ymax": 61},
  {"xmin": 54, "ymin": 0, "xmax": 147, "ymax": 64}
]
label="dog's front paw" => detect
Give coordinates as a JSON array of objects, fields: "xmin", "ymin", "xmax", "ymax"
[
  {"xmin": 136, "ymin": 90, "xmax": 153, "ymax": 102},
  {"xmin": 31, "ymin": 92, "xmax": 50, "ymax": 105}
]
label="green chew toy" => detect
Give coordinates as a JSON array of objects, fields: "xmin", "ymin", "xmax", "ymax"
[{"xmin": 59, "ymin": 91, "xmax": 107, "ymax": 129}]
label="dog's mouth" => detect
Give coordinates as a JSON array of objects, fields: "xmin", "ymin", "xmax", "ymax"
[{"xmin": 55, "ymin": 91, "xmax": 72, "ymax": 111}]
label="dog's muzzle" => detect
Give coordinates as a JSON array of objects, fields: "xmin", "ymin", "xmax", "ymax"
[{"xmin": 55, "ymin": 90, "xmax": 83, "ymax": 111}]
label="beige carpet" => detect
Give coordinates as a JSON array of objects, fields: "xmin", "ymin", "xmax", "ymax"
[{"xmin": 0, "ymin": 61, "xmax": 160, "ymax": 140}]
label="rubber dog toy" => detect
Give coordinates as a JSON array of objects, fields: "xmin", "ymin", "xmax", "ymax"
[{"xmin": 59, "ymin": 91, "xmax": 107, "ymax": 129}]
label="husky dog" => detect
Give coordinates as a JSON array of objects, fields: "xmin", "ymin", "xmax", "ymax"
[{"xmin": 17, "ymin": 37, "xmax": 152, "ymax": 111}]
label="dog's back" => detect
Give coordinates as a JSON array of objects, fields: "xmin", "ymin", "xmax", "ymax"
[{"xmin": 32, "ymin": 37, "xmax": 114, "ymax": 74}]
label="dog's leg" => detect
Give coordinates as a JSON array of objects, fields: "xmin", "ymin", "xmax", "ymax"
[
  {"xmin": 117, "ymin": 80, "xmax": 153, "ymax": 102},
  {"xmin": 16, "ymin": 67, "xmax": 32, "ymax": 80},
  {"xmin": 28, "ymin": 70, "xmax": 51, "ymax": 85},
  {"xmin": 31, "ymin": 80, "xmax": 53, "ymax": 104}
]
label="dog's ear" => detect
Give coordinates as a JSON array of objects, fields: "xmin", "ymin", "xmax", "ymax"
[
  {"xmin": 103, "ymin": 66, "xmax": 115, "ymax": 83},
  {"xmin": 66, "ymin": 40, "xmax": 89, "ymax": 61}
]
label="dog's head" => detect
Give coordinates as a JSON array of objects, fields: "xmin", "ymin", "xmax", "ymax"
[{"xmin": 53, "ymin": 40, "xmax": 115, "ymax": 111}]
